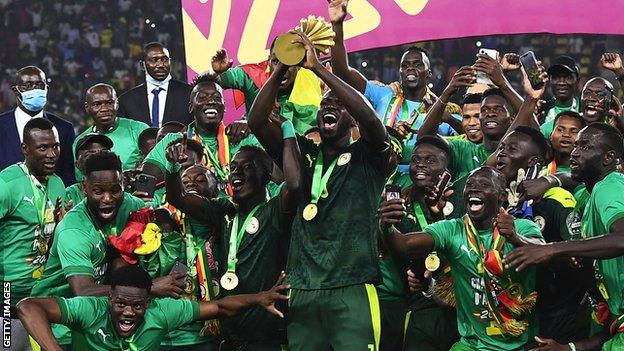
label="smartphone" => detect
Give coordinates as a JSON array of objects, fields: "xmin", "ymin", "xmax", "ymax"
[
  {"xmin": 170, "ymin": 260, "xmax": 189, "ymax": 285},
  {"xmin": 385, "ymin": 184, "xmax": 401, "ymax": 201},
  {"xmin": 476, "ymin": 48, "xmax": 499, "ymax": 85},
  {"xmin": 520, "ymin": 51, "xmax": 545, "ymax": 90},
  {"xmin": 134, "ymin": 173, "xmax": 157, "ymax": 197},
  {"xmin": 433, "ymin": 171, "xmax": 452, "ymax": 203}
]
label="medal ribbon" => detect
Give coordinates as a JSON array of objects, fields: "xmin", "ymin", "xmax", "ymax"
[
  {"xmin": 19, "ymin": 163, "xmax": 51, "ymax": 230},
  {"xmin": 412, "ymin": 202, "xmax": 428, "ymax": 229},
  {"xmin": 226, "ymin": 202, "xmax": 264, "ymax": 273},
  {"xmin": 118, "ymin": 334, "xmax": 137, "ymax": 351},
  {"xmin": 382, "ymin": 96, "xmax": 409, "ymax": 128},
  {"xmin": 309, "ymin": 151, "xmax": 339, "ymax": 205},
  {"xmin": 547, "ymin": 160, "xmax": 556, "ymax": 175}
]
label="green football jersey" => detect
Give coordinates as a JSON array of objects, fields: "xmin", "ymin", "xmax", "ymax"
[
  {"xmin": 448, "ymin": 139, "xmax": 492, "ymax": 180},
  {"xmin": 287, "ymin": 137, "xmax": 390, "ymax": 289},
  {"xmin": 0, "ymin": 164, "xmax": 65, "ymax": 307},
  {"xmin": 56, "ymin": 296, "xmax": 199, "ymax": 351},
  {"xmin": 63, "ymin": 183, "xmax": 84, "ymax": 208},
  {"xmin": 73, "ymin": 117, "xmax": 149, "ymax": 180},
  {"xmin": 425, "ymin": 217, "xmax": 542, "ymax": 350},
  {"xmin": 581, "ymin": 172, "xmax": 624, "ymax": 316}
]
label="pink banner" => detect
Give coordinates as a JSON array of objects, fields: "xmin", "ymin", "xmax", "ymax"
[{"xmin": 181, "ymin": 0, "xmax": 624, "ymax": 122}]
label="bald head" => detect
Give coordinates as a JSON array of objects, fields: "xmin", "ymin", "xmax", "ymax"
[
  {"xmin": 86, "ymin": 83, "xmax": 117, "ymax": 103},
  {"xmin": 85, "ymin": 83, "xmax": 118, "ymax": 131}
]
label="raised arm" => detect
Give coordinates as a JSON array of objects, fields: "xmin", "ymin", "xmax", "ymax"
[
  {"xmin": 505, "ymin": 219, "xmax": 624, "ymax": 272},
  {"xmin": 198, "ymin": 273, "xmax": 290, "ymax": 319},
  {"xmin": 328, "ymin": 0, "xmax": 368, "ymax": 93},
  {"xmin": 474, "ymin": 53, "xmax": 523, "ymax": 113},
  {"xmin": 163, "ymin": 135, "xmax": 208, "ymax": 219},
  {"xmin": 378, "ymin": 198, "xmax": 436, "ymax": 260},
  {"xmin": 211, "ymin": 48, "xmax": 234, "ymax": 89},
  {"xmin": 295, "ymin": 31, "xmax": 387, "ymax": 149},
  {"xmin": 601, "ymin": 53, "xmax": 624, "ymax": 97},
  {"xmin": 17, "ymin": 297, "xmax": 64, "ymax": 351},
  {"xmin": 418, "ymin": 66, "xmax": 476, "ymax": 138},
  {"xmin": 268, "ymin": 111, "xmax": 302, "ymax": 212},
  {"xmin": 247, "ymin": 64, "xmax": 288, "ymax": 159}
]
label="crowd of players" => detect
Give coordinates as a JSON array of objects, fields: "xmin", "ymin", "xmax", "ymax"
[{"xmin": 3, "ymin": 1, "xmax": 624, "ymax": 351}]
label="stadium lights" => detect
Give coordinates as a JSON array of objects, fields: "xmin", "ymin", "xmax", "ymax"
[{"xmin": 476, "ymin": 41, "xmax": 482, "ymax": 47}]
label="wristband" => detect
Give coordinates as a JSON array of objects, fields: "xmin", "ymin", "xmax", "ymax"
[
  {"xmin": 568, "ymin": 342, "xmax": 576, "ymax": 351},
  {"xmin": 545, "ymin": 175, "xmax": 562, "ymax": 187},
  {"xmin": 281, "ymin": 120, "xmax": 296, "ymax": 139}
]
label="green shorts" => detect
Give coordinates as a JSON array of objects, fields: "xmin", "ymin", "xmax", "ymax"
[
  {"xmin": 379, "ymin": 299, "xmax": 406, "ymax": 351},
  {"xmin": 403, "ymin": 306, "xmax": 458, "ymax": 351},
  {"xmin": 287, "ymin": 284, "xmax": 380, "ymax": 351},
  {"xmin": 538, "ymin": 304, "xmax": 591, "ymax": 344}
]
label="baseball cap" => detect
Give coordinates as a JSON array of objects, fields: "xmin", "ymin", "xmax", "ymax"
[
  {"xmin": 547, "ymin": 55, "xmax": 579, "ymax": 77},
  {"xmin": 75, "ymin": 133, "xmax": 114, "ymax": 157}
]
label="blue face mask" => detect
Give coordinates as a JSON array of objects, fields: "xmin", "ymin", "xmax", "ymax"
[{"xmin": 18, "ymin": 88, "xmax": 48, "ymax": 112}]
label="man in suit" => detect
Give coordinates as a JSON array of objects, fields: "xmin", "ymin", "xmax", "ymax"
[
  {"xmin": 0, "ymin": 66, "xmax": 75, "ymax": 186},
  {"xmin": 118, "ymin": 42, "xmax": 193, "ymax": 127}
]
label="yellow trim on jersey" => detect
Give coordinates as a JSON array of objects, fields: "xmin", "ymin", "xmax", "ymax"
[
  {"xmin": 365, "ymin": 283, "xmax": 381, "ymax": 351},
  {"xmin": 543, "ymin": 187, "xmax": 576, "ymax": 208}
]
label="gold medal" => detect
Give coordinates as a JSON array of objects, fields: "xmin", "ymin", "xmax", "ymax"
[
  {"xmin": 337, "ymin": 152, "xmax": 351, "ymax": 166},
  {"xmin": 246, "ymin": 217, "xmax": 259, "ymax": 235},
  {"xmin": 303, "ymin": 203, "xmax": 318, "ymax": 221},
  {"xmin": 36, "ymin": 237, "xmax": 48, "ymax": 255},
  {"xmin": 220, "ymin": 271, "xmax": 239, "ymax": 290},
  {"xmin": 44, "ymin": 208, "xmax": 54, "ymax": 223},
  {"xmin": 425, "ymin": 253, "xmax": 441, "ymax": 271},
  {"xmin": 190, "ymin": 265, "xmax": 198, "ymax": 277},
  {"xmin": 184, "ymin": 276, "xmax": 195, "ymax": 295}
]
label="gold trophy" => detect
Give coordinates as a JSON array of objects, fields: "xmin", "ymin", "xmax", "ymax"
[{"xmin": 274, "ymin": 15, "xmax": 336, "ymax": 66}]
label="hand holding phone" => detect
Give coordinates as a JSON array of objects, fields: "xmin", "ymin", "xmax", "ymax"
[
  {"xmin": 134, "ymin": 173, "xmax": 157, "ymax": 198},
  {"xmin": 385, "ymin": 184, "xmax": 401, "ymax": 201},
  {"xmin": 520, "ymin": 51, "xmax": 546, "ymax": 91}
]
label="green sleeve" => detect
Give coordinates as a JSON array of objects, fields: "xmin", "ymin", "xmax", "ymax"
[
  {"xmin": 595, "ymin": 180, "xmax": 624, "ymax": 230},
  {"xmin": 447, "ymin": 139, "xmax": 467, "ymax": 177},
  {"xmin": 143, "ymin": 133, "xmax": 182, "ymax": 173},
  {"xmin": 220, "ymin": 67, "xmax": 259, "ymax": 95},
  {"xmin": 57, "ymin": 229, "xmax": 96, "ymax": 278},
  {"xmin": 0, "ymin": 179, "xmax": 12, "ymax": 219},
  {"xmin": 154, "ymin": 298, "xmax": 200, "ymax": 331},
  {"xmin": 424, "ymin": 219, "xmax": 457, "ymax": 253},
  {"xmin": 515, "ymin": 219, "xmax": 543, "ymax": 239},
  {"xmin": 56, "ymin": 296, "xmax": 100, "ymax": 329},
  {"xmin": 540, "ymin": 120, "xmax": 554, "ymax": 139}
]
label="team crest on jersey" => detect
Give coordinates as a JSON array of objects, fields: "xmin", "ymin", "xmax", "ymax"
[
  {"xmin": 533, "ymin": 216, "xmax": 546, "ymax": 232},
  {"xmin": 566, "ymin": 211, "xmax": 582, "ymax": 239}
]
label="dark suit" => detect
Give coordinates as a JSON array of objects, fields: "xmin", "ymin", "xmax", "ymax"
[
  {"xmin": 0, "ymin": 109, "xmax": 76, "ymax": 186},
  {"xmin": 117, "ymin": 79, "xmax": 193, "ymax": 126}
]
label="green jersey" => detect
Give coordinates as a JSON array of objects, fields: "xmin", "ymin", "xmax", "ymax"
[
  {"xmin": 287, "ymin": 137, "xmax": 390, "ymax": 289},
  {"xmin": 425, "ymin": 217, "xmax": 542, "ymax": 350},
  {"xmin": 63, "ymin": 183, "xmax": 84, "ymax": 208},
  {"xmin": 139, "ymin": 216, "xmax": 219, "ymax": 347},
  {"xmin": 0, "ymin": 164, "xmax": 65, "ymax": 307},
  {"xmin": 448, "ymin": 139, "xmax": 492, "ymax": 180},
  {"xmin": 73, "ymin": 117, "xmax": 149, "ymax": 180},
  {"xmin": 32, "ymin": 193, "xmax": 146, "ymax": 298},
  {"xmin": 220, "ymin": 67, "xmax": 319, "ymax": 135},
  {"xmin": 201, "ymin": 195, "xmax": 289, "ymax": 342},
  {"xmin": 581, "ymin": 172, "xmax": 624, "ymax": 316},
  {"xmin": 143, "ymin": 123, "xmax": 260, "ymax": 197},
  {"xmin": 540, "ymin": 98, "xmax": 580, "ymax": 139},
  {"xmin": 56, "ymin": 296, "xmax": 199, "ymax": 351}
]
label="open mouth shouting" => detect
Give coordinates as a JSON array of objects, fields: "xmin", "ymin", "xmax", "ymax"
[
  {"xmin": 467, "ymin": 196, "xmax": 485, "ymax": 214},
  {"xmin": 405, "ymin": 74, "xmax": 418, "ymax": 82},
  {"xmin": 98, "ymin": 206, "xmax": 117, "ymax": 221},
  {"xmin": 118, "ymin": 318, "xmax": 136, "ymax": 336},
  {"xmin": 482, "ymin": 120, "xmax": 499, "ymax": 130},
  {"xmin": 230, "ymin": 176, "xmax": 245, "ymax": 193}
]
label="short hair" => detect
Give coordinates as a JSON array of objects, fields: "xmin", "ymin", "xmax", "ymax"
[
  {"xmin": 236, "ymin": 145, "xmax": 273, "ymax": 184},
  {"xmin": 462, "ymin": 93, "xmax": 483, "ymax": 105},
  {"xmin": 86, "ymin": 83, "xmax": 115, "ymax": 99},
  {"xmin": 110, "ymin": 265, "xmax": 152, "ymax": 292},
  {"xmin": 482, "ymin": 88, "xmax": 511, "ymax": 112},
  {"xmin": 511, "ymin": 126, "xmax": 550, "ymax": 163},
  {"xmin": 585, "ymin": 123, "xmax": 624, "ymax": 158},
  {"xmin": 468, "ymin": 166, "xmax": 506, "ymax": 194},
  {"xmin": 23, "ymin": 118, "xmax": 54, "ymax": 142},
  {"xmin": 13, "ymin": 66, "xmax": 44, "ymax": 86},
  {"xmin": 403, "ymin": 46, "xmax": 430, "ymax": 60},
  {"xmin": 553, "ymin": 110, "xmax": 586, "ymax": 128},
  {"xmin": 414, "ymin": 135, "xmax": 451, "ymax": 159},
  {"xmin": 141, "ymin": 42, "xmax": 167, "ymax": 60},
  {"xmin": 138, "ymin": 127, "xmax": 159, "ymax": 148},
  {"xmin": 84, "ymin": 150, "xmax": 122, "ymax": 176},
  {"xmin": 161, "ymin": 121, "xmax": 186, "ymax": 131},
  {"xmin": 191, "ymin": 73, "xmax": 224, "ymax": 100}
]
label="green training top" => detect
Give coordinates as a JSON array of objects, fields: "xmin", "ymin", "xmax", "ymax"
[
  {"xmin": 448, "ymin": 139, "xmax": 492, "ymax": 180},
  {"xmin": 56, "ymin": 296, "xmax": 199, "ymax": 351},
  {"xmin": 220, "ymin": 66, "xmax": 318, "ymax": 135},
  {"xmin": 73, "ymin": 117, "xmax": 149, "ymax": 180},
  {"xmin": 425, "ymin": 217, "xmax": 542, "ymax": 351},
  {"xmin": 63, "ymin": 183, "xmax": 85, "ymax": 208},
  {"xmin": 201, "ymin": 195, "xmax": 289, "ymax": 342},
  {"xmin": 581, "ymin": 171, "xmax": 624, "ymax": 316},
  {"xmin": 0, "ymin": 164, "xmax": 65, "ymax": 307},
  {"xmin": 287, "ymin": 136, "xmax": 390, "ymax": 289}
]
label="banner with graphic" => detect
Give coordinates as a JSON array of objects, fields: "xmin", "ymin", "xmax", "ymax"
[{"xmin": 182, "ymin": 0, "xmax": 624, "ymax": 121}]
